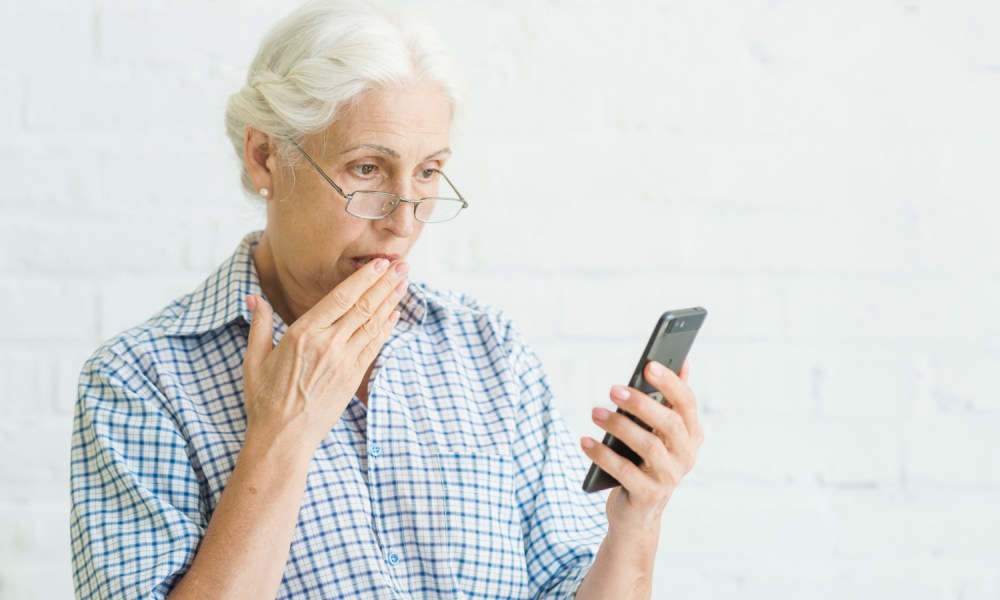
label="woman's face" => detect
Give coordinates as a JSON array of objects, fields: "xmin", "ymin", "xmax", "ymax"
[{"xmin": 260, "ymin": 82, "xmax": 453, "ymax": 315}]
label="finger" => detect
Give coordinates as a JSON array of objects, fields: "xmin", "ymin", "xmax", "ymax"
[
  {"xmin": 580, "ymin": 436, "xmax": 649, "ymax": 494},
  {"xmin": 330, "ymin": 261, "xmax": 410, "ymax": 338},
  {"xmin": 625, "ymin": 403, "xmax": 701, "ymax": 472},
  {"xmin": 611, "ymin": 384, "xmax": 690, "ymax": 445},
  {"xmin": 354, "ymin": 309, "xmax": 401, "ymax": 369},
  {"xmin": 610, "ymin": 386, "xmax": 703, "ymax": 472},
  {"xmin": 643, "ymin": 361, "xmax": 701, "ymax": 437},
  {"xmin": 612, "ymin": 382, "xmax": 687, "ymax": 431},
  {"xmin": 243, "ymin": 294, "xmax": 274, "ymax": 374},
  {"xmin": 591, "ymin": 406, "xmax": 669, "ymax": 473},
  {"xmin": 345, "ymin": 277, "xmax": 408, "ymax": 354},
  {"xmin": 679, "ymin": 359, "xmax": 691, "ymax": 384},
  {"xmin": 299, "ymin": 257, "xmax": 392, "ymax": 328}
]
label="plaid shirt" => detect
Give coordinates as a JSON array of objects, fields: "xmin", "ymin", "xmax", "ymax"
[{"xmin": 70, "ymin": 230, "xmax": 607, "ymax": 599}]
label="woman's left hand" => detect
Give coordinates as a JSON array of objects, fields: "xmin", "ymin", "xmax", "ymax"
[{"xmin": 581, "ymin": 359, "xmax": 704, "ymax": 534}]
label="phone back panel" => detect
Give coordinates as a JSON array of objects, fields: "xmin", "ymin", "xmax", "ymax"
[{"xmin": 582, "ymin": 307, "xmax": 707, "ymax": 493}]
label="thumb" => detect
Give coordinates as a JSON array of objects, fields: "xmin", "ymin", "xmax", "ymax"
[{"xmin": 244, "ymin": 294, "xmax": 274, "ymax": 373}]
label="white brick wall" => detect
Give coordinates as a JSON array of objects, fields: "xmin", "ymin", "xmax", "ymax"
[{"xmin": 2, "ymin": 0, "xmax": 998, "ymax": 597}]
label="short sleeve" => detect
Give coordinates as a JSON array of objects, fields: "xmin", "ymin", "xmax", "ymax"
[
  {"xmin": 70, "ymin": 349, "xmax": 206, "ymax": 599},
  {"xmin": 505, "ymin": 323, "xmax": 609, "ymax": 599}
]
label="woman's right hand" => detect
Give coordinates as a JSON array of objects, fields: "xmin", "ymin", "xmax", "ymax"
[{"xmin": 241, "ymin": 258, "xmax": 409, "ymax": 459}]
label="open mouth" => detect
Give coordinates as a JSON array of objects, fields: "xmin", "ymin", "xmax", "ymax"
[{"xmin": 349, "ymin": 253, "xmax": 401, "ymax": 270}]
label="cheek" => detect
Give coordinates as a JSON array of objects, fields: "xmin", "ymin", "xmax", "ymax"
[
  {"xmin": 270, "ymin": 189, "xmax": 362, "ymax": 254},
  {"xmin": 309, "ymin": 210, "xmax": 367, "ymax": 254}
]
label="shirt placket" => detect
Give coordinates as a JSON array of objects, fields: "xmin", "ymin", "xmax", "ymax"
[{"xmin": 364, "ymin": 327, "xmax": 417, "ymax": 592}]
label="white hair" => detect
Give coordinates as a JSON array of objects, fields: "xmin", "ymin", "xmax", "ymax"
[{"xmin": 225, "ymin": 0, "xmax": 465, "ymax": 199}]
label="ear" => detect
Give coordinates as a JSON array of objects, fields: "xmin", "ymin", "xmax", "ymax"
[{"xmin": 244, "ymin": 127, "xmax": 276, "ymax": 197}]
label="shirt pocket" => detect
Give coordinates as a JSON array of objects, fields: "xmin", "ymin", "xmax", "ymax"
[{"xmin": 435, "ymin": 452, "xmax": 527, "ymax": 597}]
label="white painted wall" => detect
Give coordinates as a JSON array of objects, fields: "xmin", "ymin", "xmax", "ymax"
[{"xmin": 1, "ymin": 0, "xmax": 998, "ymax": 597}]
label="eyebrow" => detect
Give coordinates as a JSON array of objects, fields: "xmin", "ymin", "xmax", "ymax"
[{"xmin": 341, "ymin": 144, "xmax": 451, "ymax": 162}]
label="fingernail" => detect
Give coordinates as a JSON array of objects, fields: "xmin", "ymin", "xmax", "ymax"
[
  {"xmin": 245, "ymin": 294, "xmax": 257, "ymax": 313},
  {"xmin": 581, "ymin": 437, "xmax": 595, "ymax": 449},
  {"xmin": 648, "ymin": 361, "xmax": 665, "ymax": 377},
  {"xmin": 394, "ymin": 279, "xmax": 408, "ymax": 295},
  {"xmin": 592, "ymin": 407, "xmax": 611, "ymax": 421},
  {"xmin": 373, "ymin": 258, "xmax": 389, "ymax": 273},
  {"xmin": 388, "ymin": 310, "xmax": 401, "ymax": 324},
  {"xmin": 611, "ymin": 385, "xmax": 631, "ymax": 402},
  {"xmin": 394, "ymin": 261, "xmax": 410, "ymax": 276}
]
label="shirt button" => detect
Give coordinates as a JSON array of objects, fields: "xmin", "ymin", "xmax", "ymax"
[
  {"xmin": 386, "ymin": 552, "xmax": 399, "ymax": 566},
  {"xmin": 369, "ymin": 443, "xmax": 382, "ymax": 457}
]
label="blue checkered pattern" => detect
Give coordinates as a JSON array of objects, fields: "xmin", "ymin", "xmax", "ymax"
[{"xmin": 70, "ymin": 230, "xmax": 608, "ymax": 599}]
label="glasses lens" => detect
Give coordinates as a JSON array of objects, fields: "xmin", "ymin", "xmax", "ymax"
[
  {"xmin": 348, "ymin": 192, "xmax": 398, "ymax": 219},
  {"xmin": 415, "ymin": 198, "xmax": 464, "ymax": 223}
]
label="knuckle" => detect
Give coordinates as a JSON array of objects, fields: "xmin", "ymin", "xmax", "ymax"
[
  {"xmin": 642, "ymin": 434, "xmax": 662, "ymax": 458},
  {"xmin": 380, "ymin": 317, "xmax": 395, "ymax": 336},
  {"xmin": 286, "ymin": 327, "xmax": 308, "ymax": 352},
  {"xmin": 668, "ymin": 463, "xmax": 685, "ymax": 484},
  {"xmin": 672, "ymin": 446, "xmax": 693, "ymax": 470},
  {"xmin": 354, "ymin": 295, "xmax": 376, "ymax": 318},
  {"xmin": 665, "ymin": 411, "xmax": 685, "ymax": 434},
  {"xmin": 320, "ymin": 331, "xmax": 341, "ymax": 357},
  {"xmin": 297, "ymin": 332, "xmax": 315, "ymax": 353},
  {"xmin": 361, "ymin": 336, "xmax": 381, "ymax": 361},
  {"xmin": 685, "ymin": 386, "xmax": 697, "ymax": 402},
  {"xmin": 329, "ymin": 289, "xmax": 353, "ymax": 311},
  {"xmin": 361, "ymin": 317, "xmax": 381, "ymax": 339}
]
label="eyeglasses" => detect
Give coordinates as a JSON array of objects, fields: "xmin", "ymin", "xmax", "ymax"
[{"xmin": 288, "ymin": 138, "xmax": 468, "ymax": 224}]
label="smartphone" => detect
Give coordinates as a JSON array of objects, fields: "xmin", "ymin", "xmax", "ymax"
[{"xmin": 581, "ymin": 307, "xmax": 707, "ymax": 494}]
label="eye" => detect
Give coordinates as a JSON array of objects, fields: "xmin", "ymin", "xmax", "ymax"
[
  {"xmin": 352, "ymin": 163, "xmax": 379, "ymax": 177},
  {"xmin": 419, "ymin": 168, "xmax": 438, "ymax": 180}
]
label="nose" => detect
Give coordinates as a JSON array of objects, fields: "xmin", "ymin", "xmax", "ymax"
[
  {"xmin": 376, "ymin": 196, "xmax": 418, "ymax": 237},
  {"xmin": 375, "ymin": 178, "xmax": 421, "ymax": 236}
]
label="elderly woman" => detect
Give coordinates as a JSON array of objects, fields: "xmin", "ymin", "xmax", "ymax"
[{"xmin": 70, "ymin": 1, "xmax": 703, "ymax": 598}]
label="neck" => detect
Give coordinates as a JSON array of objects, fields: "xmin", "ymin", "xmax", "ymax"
[{"xmin": 251, "ymin": 232, "xmax": 301, "ymax": 327}]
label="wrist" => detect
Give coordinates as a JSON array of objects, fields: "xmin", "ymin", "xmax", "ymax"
[
  {"xmin": 242, "ymin": 424, "xmax": 316, "ymax": 475},
  {"xmin": 606, "ymin": 516, "xmax": 662, "ymax": 558}
]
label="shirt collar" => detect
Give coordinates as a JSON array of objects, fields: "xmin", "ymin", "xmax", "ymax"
[{"xmin": 164, "ymin": 230, "xmax": 429, "ymax": 337}]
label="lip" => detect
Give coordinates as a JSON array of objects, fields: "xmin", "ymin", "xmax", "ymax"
[{"xmin": 348, "ymin": 253, "xmax": 402, "ymax": 270}]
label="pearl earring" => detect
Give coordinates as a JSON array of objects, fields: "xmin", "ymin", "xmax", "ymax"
[{"xmin": 259, "ymin": 187, "xmax": 270, "ymax": 198}]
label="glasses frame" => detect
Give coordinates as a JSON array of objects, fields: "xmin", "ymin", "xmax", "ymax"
[{"xmin": 288, "ymin": 138, "xmax": 468, "ymax": 223}]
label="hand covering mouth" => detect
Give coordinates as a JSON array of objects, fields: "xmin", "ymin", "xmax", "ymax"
[
  {"xmin": 352, "ymin": 253, "xmax": 402, "ymax": 264},
  {"xmin": 349, "ymin": 253, "xmax": 403, "ymax": 269}
]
